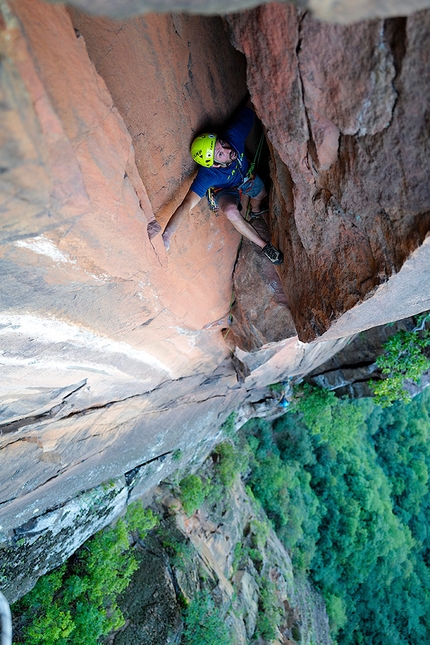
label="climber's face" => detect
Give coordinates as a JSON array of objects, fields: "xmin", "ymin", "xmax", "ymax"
[{"xmin": 213, "ymin": 139, "xmax": 237, "ymax": 167}]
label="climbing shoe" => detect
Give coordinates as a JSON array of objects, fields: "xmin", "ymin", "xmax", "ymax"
[{"xmin": 262, "ymin": 243, "xmax": 284, "ymax": 265}]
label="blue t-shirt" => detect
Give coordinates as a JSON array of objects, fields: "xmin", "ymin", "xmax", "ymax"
[{"xmin": 190, "ymin": 107, "xmax": 254, "ymax": 198}]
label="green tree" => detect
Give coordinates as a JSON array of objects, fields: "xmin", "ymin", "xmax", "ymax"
[
  {"xmin": 14, "ymin": 502, "xmax": 158, "ymax": 644},
  {"xmin": 182, "ymin": 591, "xmax": 231, "ymax": 645},
  {"xmin": 241, "ymin": 388, "xmax": 430, "ymax": 645},
  {"xmin": 179, "ymin": 474, "xmax": 208, "ymax": 515},
  {"xmin": 293, "ymin": 383, "xmax": 365, "ymax": 449},
  {"xmin": 371, "ymin": 314, "xmax": 430, "ymax": 407}
]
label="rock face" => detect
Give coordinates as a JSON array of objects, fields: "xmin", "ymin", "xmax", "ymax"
[
  {"xmin": 2, "ymin": 478, "xmax": 128, "ymax": 602},
  {"xmin": 113, "ymin": 529, "xmax": 184, "ymax": 645},
  {"xmin": 111, "ymin": 482, "xmax": 331, "ymax": 645},
  {"xmin": 1, "ymin": 0, "xmax": 430, "ymax": 602},
  {"xmin": 0, "ymin": 0, "xmax": 346, "ymax": 601},
  {"xmin": 305, "ymin": 316, "xmax": 417, "ymax": 398},
  {"xmin": 227, "ymin": 5, "xmax": 430, "ymax": 342},
  {"xmin": 0, "ymin": 2, "xmax": 246, "ymax": 458}
]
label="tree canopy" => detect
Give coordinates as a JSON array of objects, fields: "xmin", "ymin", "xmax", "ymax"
[{"xmin": 242, "ymin": 387, "xmax": 430, "ymax": 644}]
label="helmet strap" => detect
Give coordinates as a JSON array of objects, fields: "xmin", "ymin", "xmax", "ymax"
[{"xmin": 213, "ymin": 160, "xmax": 233, "ymax": 168}]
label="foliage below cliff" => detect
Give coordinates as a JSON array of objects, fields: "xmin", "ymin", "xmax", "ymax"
[
  {"xmin": 12, "ymin": 503, "xmax": 158, "ymax": 645},
  {"xmin": 12, "ymin": 385, "xmax": 430, "ymax": 645},
  {"xmin": 370, "ymin": 313, "xmax": 430, "ymax": 406},
  {"xmin": 241, "ymin": 387, "xmax": 430, "ymax": 644}
]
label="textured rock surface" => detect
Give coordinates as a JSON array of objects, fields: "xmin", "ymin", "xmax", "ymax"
[
  {"xmin": 2, "ymin": 0, "xmax": 430, "ymax": 602},
  {"xmin": 228, "ymin": 5, "xmax": 430, "ymax": 342},
  {"xmin": 175, "ymin": 477, "xmax": 331, "ymax": 645},
  {"xmin": 306, "ymin": 315, "xmax": 430, "ymax": 398},
  {"xmin": 0, "ymin": 0, "xmax": 346, "ymax": 601},
  {"xmin": 0, "ymin": 3, "xmax": 244, "ymax": 452},
  {"xmin": 229, "ymin": 214, "xmax": 297, "ymax": 352},
  {"xmin": 113, "ymin": 531, "xmax": 183, "ymax": 645},
  {"xmin": 68, "ymin": 10, "xmax": 249, "ymax": 222},
  {"xmin": 0, "ymin": 0, "xmax": 242, "ymax": 596},
  {"xmin": 1, "ymin": 478, "xmax": 128, "ymax": 601},
  {"xmin": 306, "ymin": 316, "xmax": 415, "ymax": 397},
  {"xmin": 112, "ymin": 482, "xmax": 331, "ymax": 645}
]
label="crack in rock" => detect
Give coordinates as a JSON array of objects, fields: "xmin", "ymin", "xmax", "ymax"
[{"xmin": 0, "ymin": 380, "xmax": 88, "ymax": 435}]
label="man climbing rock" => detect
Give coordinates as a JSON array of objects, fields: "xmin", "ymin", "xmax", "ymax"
[{"xmin": 162, "ymin": 103, "xmax": 284, "ymax": 265}]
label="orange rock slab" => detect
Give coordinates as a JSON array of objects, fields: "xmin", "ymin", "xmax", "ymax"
[{"xmin": 1, "ymin": 0, "xmax": 249, "ymax": 407}]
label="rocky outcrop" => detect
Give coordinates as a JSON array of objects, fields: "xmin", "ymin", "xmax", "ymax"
[
  {"xmin": 1, "ymin": 0, "xmax": 430, "ymax": 602},
  {"xmin": 305, "ymin": 315, "xmax": 430, "ymax": 398},
  {"xmin": 0, "ymin": 0, "xmax": 244, "ymax": 550},
  {"xmin": 305, "ymin": 316, "xmax": 415, "ymax": 397},
  {"xmin": 110, "ymin": 528, "xmax": 185, "ymax": 645},
  {"xmin": 110, "ymin": 482, "xmax": 331, "ymax": 645},
  {"xmin": 227, "ymin": 5, "xmax": 430, "ymax": 342},
  {"xmin": 228, "ymin": 213, "xmax": 297, "ymax": 352},
  {"xmin": 2, "ymin": 478, "xmax": 128, "ymax": 602}
]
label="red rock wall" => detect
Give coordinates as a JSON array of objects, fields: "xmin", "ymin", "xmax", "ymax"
[
  {"xmin": 0, "ymin": 0, "xmax": 247, "ymax": 551},
  {"xmin": 228, "ymin": 5, "xmax": 430, "ymax": 342},
  {"xmin": 2, "ymin": 0, "xmax": 430, "ymax": 600},
  {"xmin": 3, "ymin": 2, "xmax": 338, "ymax": 593},
  {"xmin": 68, "ymin": 11, "xmax": 248, "ymax": 221},
  {"xmin": 1, "ymin": 0, "xmax": 248, "ymax": 382}
]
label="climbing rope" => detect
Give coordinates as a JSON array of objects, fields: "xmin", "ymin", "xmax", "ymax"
[
  {"xmin": 247, "ymin": 130, "xmax": 265, "ymax": 180},
  {"xmin": 0, "ymin": 592, "xmax": 12, "ymax": 645},
  {"xmin": 244, "ymin": 131, "xmax": 265, "ymax": 221}
]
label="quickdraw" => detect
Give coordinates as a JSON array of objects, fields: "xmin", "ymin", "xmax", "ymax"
[{"xmin": 207, "ymin": 187, "xmax": 221, "ymax": 214}]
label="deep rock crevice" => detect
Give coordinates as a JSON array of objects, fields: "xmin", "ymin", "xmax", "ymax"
[{"xmin": 229, "ymin": 4, "xmax": 430, "ymax": 341}]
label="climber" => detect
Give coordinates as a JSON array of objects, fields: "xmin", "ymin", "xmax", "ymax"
[{"xmin": 161, "ymin": 104, "xmax": 284, "ymax": 265}]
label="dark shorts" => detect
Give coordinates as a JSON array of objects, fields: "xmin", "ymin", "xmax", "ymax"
[
  {"xmin": 240, "ymin": 174, "xmax": 265, "ymax": 198},
  {"xmin": 213, "ymin": 174, "xmax": 265, "ymax": 208}
]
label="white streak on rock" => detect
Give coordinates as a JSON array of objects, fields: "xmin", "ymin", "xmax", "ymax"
[
  {"xmin": 0, "ymin": 354, "xmax": 120, "ymax": 376},
  {"xmin": 14, "ymin": 235, "xmax": 75, "ymax": 264},
  {"xmin": 0, "ymin": 314, "xmax": 172, "ymax": 375}
]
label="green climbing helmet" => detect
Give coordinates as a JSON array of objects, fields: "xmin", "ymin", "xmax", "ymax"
[{"xmin": 190, "ymin": 133, "xmax": 217, "ymax": 167}]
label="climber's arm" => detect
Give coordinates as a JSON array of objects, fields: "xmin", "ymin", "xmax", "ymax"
[{"xmin": 162, "ymin": 190, "xmax": 201, "ymax": 251}]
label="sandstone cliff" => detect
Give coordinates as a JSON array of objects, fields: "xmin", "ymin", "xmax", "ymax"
[
  {"xmin": 86, "ymin": 480, "xmax": 331, "ymax": 645},
  {"xmin": 1, "ymin": 0, "xmax": 429, "ymax": 601}
]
